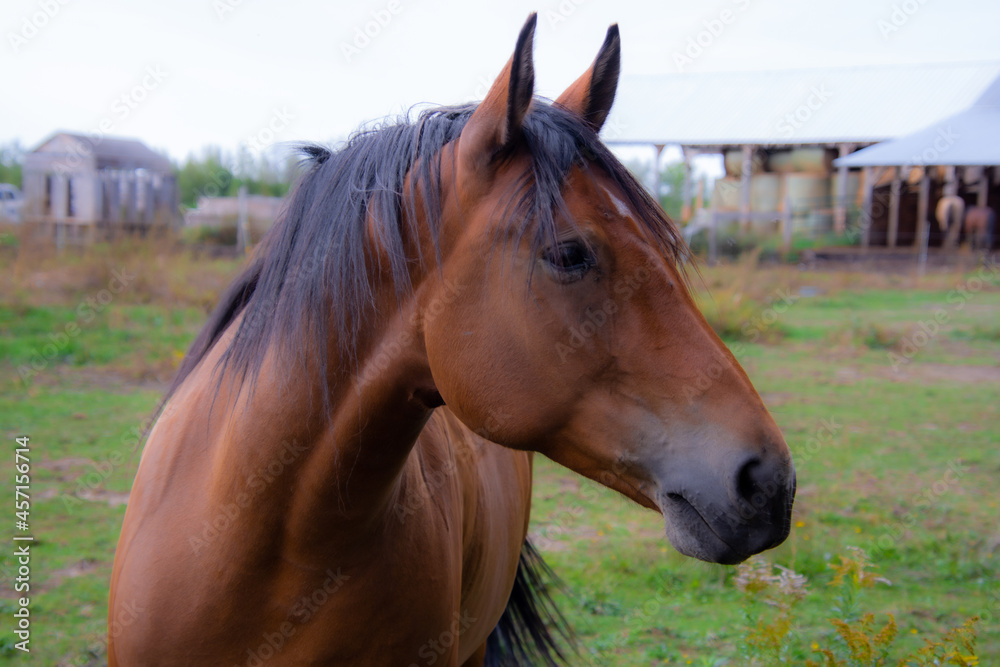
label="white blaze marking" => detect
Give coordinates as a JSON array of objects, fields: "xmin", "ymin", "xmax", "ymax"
[{"xmin": 603, "ymin": 186, "xmax": 632, "ymax": 218}]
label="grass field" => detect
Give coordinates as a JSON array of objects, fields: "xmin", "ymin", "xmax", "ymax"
[{"xmin": 0, "ymin": 238, "xmax": 998, "ymax": 665}]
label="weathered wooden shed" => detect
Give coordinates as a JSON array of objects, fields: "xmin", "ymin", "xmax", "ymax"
[
  {"xmin": 22, "ymin": 132, "xmax": 178, "ymax": 242},
  {"xmin": 604, "ymin": 61, "xmax": 1000, "ymax": 249}
]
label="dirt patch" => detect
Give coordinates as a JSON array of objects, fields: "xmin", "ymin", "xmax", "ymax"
[
  {"xmin": 836, "ymin": 362, "xmax": 1000, "ymax": 384},
  {"xmin": 36, "ymin": 458, "xmax": 131, "ymax": 507},
  {"xmin": 762, "ymin": 392, "xmax": 795, "ymax": 407},
  {"xmin": 26, "ymin": 364, "xmax": 172, "ymax": 394},
  {"xmin": 38, "ymin": 559, "xmax": 104, "ymax": 595},
  {"xmin": 39, "ymin": 457, "xmax": 94, "ymax": 473},
  {"xmin": 36, "ymin": 486, "xmax": 129, "ymax": 507},
  {"xmin": 0, "ymin": 559, "xmax": 104, "ymax": 598},
  {"xmin": 76, "ymin": 489, "xmax": 130, "ymax": 507},
  {"xmin": 49, "ymin": 559, "xmax": 101, "ymax": 583}
]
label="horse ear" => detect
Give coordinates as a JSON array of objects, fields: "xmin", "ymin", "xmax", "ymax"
[
  {"xmin": 458, "ymin": 13, "xmax": 536, "ymax": 171},
  {"xmin": 555, "ymin": 24, "xmax": 620, "ymax": 132}
]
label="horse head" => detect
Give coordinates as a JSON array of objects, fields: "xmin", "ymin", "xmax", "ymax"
[{"xmin": 416, "ymin": 15, "xmax": 795, "ymax": 564}]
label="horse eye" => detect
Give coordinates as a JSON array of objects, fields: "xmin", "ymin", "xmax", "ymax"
[{"xmin": 542, "ymin": 241, "xmax": 595, "ymax": 282}]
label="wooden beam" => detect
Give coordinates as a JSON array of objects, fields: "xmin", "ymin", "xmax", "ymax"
[
  {"xmin": 917, "ymin": 170, "xmax": 930, "ymax": 273},
  {"xmin": 708, "ymin": 189, "xmax": 718, "ymax": 266},
  {"xmin": 739, "ymin": 144, "xmax": 753, "ymax": 231},
  {"xmin": 860, "ymin": 166, "xmax": 874, "ymax": 248},
  {"xmin": 888, "ymin": 167, "xmax": 902, "ymax": 248},
  {"xmin": 834, "ymin": 143, "xmax": 853, "ymax": 234},
  {"xmin": 680, "ymin": 149, "xmax": 693, "ymax": 223},
  {"xmin": 781, "ymin": 193, "xmax": 793, "ymax": 254},
  {"xmin": 125, "ymin": 172, "xmax": 137, "ymax": 224}
]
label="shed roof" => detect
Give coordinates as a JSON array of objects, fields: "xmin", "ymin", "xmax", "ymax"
[
  {"xmin": 834, "ymin": 75, "xmax": 1000, "ymax": 167},
  {"xmin": 604, "ymin": 61, "xmax": 1000, "ymax": 149},
  {"xmin": 28, "ymin": 132, "xmax": 173, "ymax": 172}
]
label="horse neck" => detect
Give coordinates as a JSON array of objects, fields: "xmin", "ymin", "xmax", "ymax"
[{"xmin": 212, "ymin": 267, "xmax": 441, "ymax": 547}]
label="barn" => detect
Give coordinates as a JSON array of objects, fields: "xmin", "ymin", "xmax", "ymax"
[
  {"xmin": 835, "ymin": 75, "xmax": 1000, "ymax": 255},
  {"xmin": 605, "ymin": 61, "xmax": 1000, "ymax": 253},
  {"xmin": 22, "ymin": 132, "xmax": 178, "ymax": 243}
]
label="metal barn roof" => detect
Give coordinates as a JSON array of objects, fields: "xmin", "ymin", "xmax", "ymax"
[
  {"xmin": 27, "ymin": 132, "xmax": 173, "ymax": 172},
  {"xmin": 604, "ymin": 61, "xmax": 1000, "ymax": 148},
  {"xmin": 834, "ymin": 75, "xmax": 1000, "ymax": 167}
]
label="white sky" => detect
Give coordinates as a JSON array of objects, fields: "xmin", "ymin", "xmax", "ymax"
[{"xmin": 4, "ymin": 0, "xmax": 1000, "ymax": 167}]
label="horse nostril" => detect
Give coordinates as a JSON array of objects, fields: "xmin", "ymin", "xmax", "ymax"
[{"xmin": 735, "ymin": 457, "xmax": 761, "ymax": 502}]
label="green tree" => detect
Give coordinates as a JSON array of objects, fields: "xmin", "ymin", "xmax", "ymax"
[
  {"xmin": 176, "ymin": 146, "xmax": 293, "ymax": 208},
  {"xmin": 0, "ymin": 141, "xmax": 24, "ymax": 188},
  {"xmin": 623, "ymin": 158, "xmax": 688, "ymax": 221},
  {"xmin": 176, "ymin": 148, "xmax": 234, "ymax": 208},
  {"xmin": 657, "ymin": 162, "xmax": 687, "ymax": 221}
]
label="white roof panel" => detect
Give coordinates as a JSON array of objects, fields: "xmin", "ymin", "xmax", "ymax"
[
  {"xmin": 835, "ymin": 74, "xmax": 1000, "ymax": 167},
  {"xmin": 604, "ymin": 62, "xmax": 1000, "ymax": 148}
]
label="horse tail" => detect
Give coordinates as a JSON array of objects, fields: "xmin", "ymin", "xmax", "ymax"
[{"xmin": 484, "ymin": 540, "xmax": 575, "ymax": 667}]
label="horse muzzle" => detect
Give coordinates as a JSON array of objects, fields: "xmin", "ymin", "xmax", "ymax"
[{"xmin": 656, "ymin": 453, "xmax": 796, "ymax": 565}]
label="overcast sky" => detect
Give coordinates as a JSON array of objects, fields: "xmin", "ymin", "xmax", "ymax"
[{"xmin": 4, "ymin": 0, "xmax": 1000, "ymax": 165}]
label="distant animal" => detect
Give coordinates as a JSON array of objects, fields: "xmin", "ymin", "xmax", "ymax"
[
  {"xmin": 108, "ymin": 14, "xmax": 795, "ymax": 666},
  {"xmin": 963, "ymin": 206, "xmax": 995, "ymax": 250},
  {"xmin": 936, "ymin": 195, "xmax": 966, "ymax": 247}
]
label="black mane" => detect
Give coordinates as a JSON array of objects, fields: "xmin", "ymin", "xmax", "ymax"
[{"xmin": 165, "ymin": 100, "xmax": 688, "ymax": 406}]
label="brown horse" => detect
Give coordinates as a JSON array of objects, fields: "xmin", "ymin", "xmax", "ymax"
[
  {"xmin": 963, "ymin": 205, "xmax": 995, "ymax": 250},
  {"xmin": 109, "ymin": 15, "xmax": 794, "ymax": 666}
]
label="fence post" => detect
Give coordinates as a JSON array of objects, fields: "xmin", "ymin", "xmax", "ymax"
[
  {"xmin": 917, "ymin": 170, "xmax": 931, "ymax": 275},
  {"xmin": 782, "ymin": 194, "xmax": 793, "ymax": 254},
  {"xmin": 708, "ymin": 201, "xmax": 718, "ymax": 266}
]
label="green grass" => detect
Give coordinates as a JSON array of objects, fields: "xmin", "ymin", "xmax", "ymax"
[{"xmin": 0, "ymin": 253, "xmax": 997, "ymax": 665}]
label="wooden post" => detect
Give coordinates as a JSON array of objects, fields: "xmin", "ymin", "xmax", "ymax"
[
  {"xmin": 739, "ymin": 144, "xmax": 753, "ymax": 231},
  {"xmin": 119, "ymin": 171, "xmax": 129, "ymax": 226},
  {"xmin": 834, "ymin": 143, "xmax": 853, "ymax": 235},
  {"xmin": 781, "ymin": 193, "xmax": 793, "ymax": 254},
  {"xmin": 977, "ymin": 170, "xmax": 989, "ymax": 207},
  {"xmin": 143, "ymin": 172, "xmax": 155, "ymax": 226},
  {"xmin": 917, "ymin": 170, "xmax": 931, "ymax": 274},
  {"xmin": 680, "ymin": 148, "xmax": 693, "ymax": 223},
  {"xmin": 860, "ymin": 166, "xmax": 875, "ymax": 248},
  {"xmin": 53, "ymin": 173, "xmax": 68, "ymax": 221},
  {"xmin": 124, "ymin": 171, "xmax": 137, "ymax": 225},
  {"xmin": 888, "ymin": 167, "xmax": 902, "ymax": 248},
  {"xmin": 708, "ymin": 189, "xmax": 718, "ymax": 266}
]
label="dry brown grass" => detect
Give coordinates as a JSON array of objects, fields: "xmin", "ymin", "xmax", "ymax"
[{"xmin": 0, "ymin": 224, "xmax": 246, "ymax": 312}]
